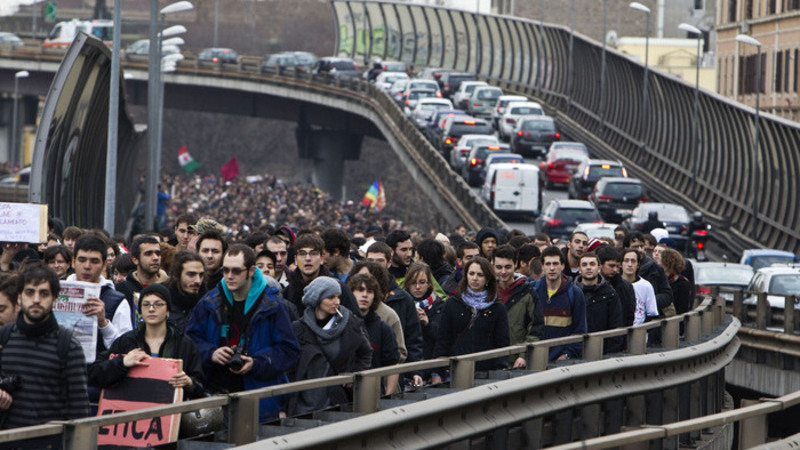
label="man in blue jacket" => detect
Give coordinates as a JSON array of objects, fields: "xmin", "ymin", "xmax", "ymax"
[
  {"xmin": 533, "ymin": 246, "xmax": 587, "ymax": 361},
  {"xmin": 186, "ymin": 244, "xmax": 300, "ymax": 422}
]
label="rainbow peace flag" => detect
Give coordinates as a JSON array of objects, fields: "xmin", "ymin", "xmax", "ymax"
[{"xmin": 361, "ymin": 180, "xmax": 386, "ymax": 212}]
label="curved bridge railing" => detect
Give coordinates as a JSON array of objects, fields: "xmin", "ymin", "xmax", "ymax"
[{"xmin": 332, "ymin": 0, "xmax": 800, "ymax": 254}]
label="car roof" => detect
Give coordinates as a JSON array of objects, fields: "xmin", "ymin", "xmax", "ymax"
[
  {"xmin": 742, "ymin": 249, "xmax": 798, "ymax": 257},
  {"xmin": 754, "ymin": 266, "xmax": 800, "ymax": 275},
  {"xmin": 695, "ymin": 262, "xmax": 753, "ymax": 270},
  {"xmin": 598, "ymin": 177, "xmax": 640, "ymax": 184},
  {"xmin": 555, "ymin": 199, "xmax": 596, "ymax": 208},
  {"xmin": 586, "ymin": 159, "xmax": 622, "ymax": 166},
  {"xmin": 489, "ymin": 162, "xmax": 537, "ymax": 171},
  {"xmin": 487, "ymin": 152, "xmax": 522, "ymax": 159},
  {"xmin": 575, "ymin": 222, "xmax": 618, "ymax": 230},
  {"xmin": 519, "ymin": 115, "xmax": 554, "ymax": 122}
]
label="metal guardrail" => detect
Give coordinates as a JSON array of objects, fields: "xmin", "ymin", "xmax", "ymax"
[
  {"xmin": 0, "ymin": 295, "xmax": 734, "ymax": 448},
  {"xmin": 332, "ymin": 0, "xmax": 800, "ymax": 254}
]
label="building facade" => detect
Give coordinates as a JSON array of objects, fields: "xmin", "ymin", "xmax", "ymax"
[{"xmin": 717, "ymin": 0, "xmax": 800, "ymax": 121}]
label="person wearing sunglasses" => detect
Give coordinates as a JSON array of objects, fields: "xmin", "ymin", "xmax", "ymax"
[
  {"xmin": 88, "ymin": 284, "xmax": 206, "ymax": 400},
  {"xmin": 186, "ymin": 244, "xmax": 300, "ymax": 422}
]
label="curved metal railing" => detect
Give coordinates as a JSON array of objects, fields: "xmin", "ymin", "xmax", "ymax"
[{"xmin": 332, "ymin": 0, "xmax": 800, "ymax": 254}]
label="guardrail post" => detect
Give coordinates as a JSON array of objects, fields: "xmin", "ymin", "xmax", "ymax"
[
  {"xmin": 527, "ymin": 344, "xmax": 549, "ymax": 371},
  {"xmin": 701, "ymin": 309, "xmax": 714, "ymax": 336},
  {"xmin": 783, "ymin": 295, "xmax": 796, "ymax": 334},
  {"xmin": 628, "ymin": 327, "xmax": 647, "ymax": 354},
  {"xmin": 228, "ymin": 394, "xmax": 258, "ymax": 445},
  {"xmin": 581, "ymin": 404, "xmax": 601, "ymax": 438},
  {"xmin": 756, "ymin": 292, "xmax": 769, "ymax": 329},
  {"xmin": 685, "ymin": 314, "xmax": 701, "ymax": 342},
  {"xmin": 713, "ymin": 295, "xmax": 725, "ymax": 327},
  {"xmin": 662, "ymin": 319, "xmax": 680, "ymax": 349},
  {"xmin": 63, "ymin": 421, "xmax": 97, "ymax": 450},
  {"xmin": 733, "ymin": 290, "xmax": 744, "ymax": 321},
  {"xmin": 450, "ymin": 358, "xmax": 475, "ymax": 390},
  {"xmin": 662, "ymin": 387, "xmax": 679, "ymax": 449},
  {"xmin": 353, "ymin": 372, "xmax": 381, "ymax": 414},
  {"xmin": 521, "ymin": 417, "xmax": 543, "ymax": 448},
  {"xmin": 739, "ymin": 399, "xmax": 768, "ymax": 448},
  {"xmin": 583, "ymin": 334, "xmax": 603, "ymax": 361}
]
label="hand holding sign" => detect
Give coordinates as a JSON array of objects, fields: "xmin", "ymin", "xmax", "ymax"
[{"xmin": 123, "ymin": 349, "xmax": 150, "ymax": 368}]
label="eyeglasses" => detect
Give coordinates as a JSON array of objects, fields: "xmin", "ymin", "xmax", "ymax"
[
  {"xmin": 297, "ymin": 250, "xmax": 320, "ymax": 258},
  {"xmin": 222, "ymin": 267, "xmax": 246, "ymax": 276},
  {"xmin": 141, "ymin": 301, "xmax": 167, "ymax": 310}
]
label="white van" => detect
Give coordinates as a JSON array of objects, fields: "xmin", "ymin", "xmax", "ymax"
[
  {"xmin": 480, "ymin": 163, "xmax": 541, "ymax": 217},
  {"xmin": 44, "ymin": 19, "xmax": 114, "ymax": 48}
]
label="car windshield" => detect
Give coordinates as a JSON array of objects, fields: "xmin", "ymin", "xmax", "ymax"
[
  {"xmin": 768, "ymin": 274, "xmax": 800, "ymax": 296},
  {"xmin": 477, "ymin": 89, "xmax": 501, "ymax": 100},
  {"xmin": 465, "ymin": 84, "xmax": 483, "ymax": 94},
  {"xmin": 587, "ymin": 165, "xmax": 624, "ymax": 181},
  {"xmin": 696, "ymin": 267, "xmax": 754, "ymax": 285},
  {"xmin": 464, "ymin": 138, "xmax": 496, "ymax": 148},
  {"xmin": 490, "ymin": 156, "xmax": 522, "ymax": 164},
  {"xmin": 420, "ymin": 103, "xmax": 448, "ymax": 112},
  {"xmin": 521, "ymin": 121, "xmax": 555, "ymax": 132},
  {"xmin": 384, "ymin": 62, "xmax": 406, "ymax": 71},
  {"xmin": 554, "ymin": 151, "xmax": 588, "ymax": 162},
  {"xmin": 475, "ymin": 148, "xmax": 501, "ymax": 159},
  {"xmin": 333, "ymin": 60, "xmax": 355, "ymax": 70},
  {"xmin": 556, "ymin": 208, "xmax": 601, "ymax": 223},
  {"xmin": 510, "ymin": 106, "xmax": 542, "ymax": 115},
  {"xmin": 411, "ymin": 81, "xmax": 437, "ymax": 90},
  {"xmin": 750, "ymin": 255, "xmax": 798, "ymax": 270},
  {"xmin": 384, "ymin": 75, "xmax": 406, "ymax": 83},
  {"xmin": 603, "ymin": 183, "xmax": 642, "ymax": 197},
  {"xmin": 644, "ymin": 205, "xmax": 690, "ymax": 222},
  {"xmin": 409, "ymin": 90, "xmax": 435, "ymax": 100},
  {"xmin": 451, "ymin": 123, "xmax": 493, "ymax": 136}
]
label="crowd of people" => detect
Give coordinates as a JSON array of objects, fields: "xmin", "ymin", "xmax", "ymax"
[{"xmin": 0, "ymin": 190, "xmax": 699, "ymax": 443}]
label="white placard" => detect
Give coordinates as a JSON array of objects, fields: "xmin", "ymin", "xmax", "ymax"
[{"xmin": 0, "ymin": 202, "xmax": 48, "ymax": 243}]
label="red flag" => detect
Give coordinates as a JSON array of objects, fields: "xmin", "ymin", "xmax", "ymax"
[{"xmin": 221, "ymin": 156, "xmax": 240, "ymax": 182}]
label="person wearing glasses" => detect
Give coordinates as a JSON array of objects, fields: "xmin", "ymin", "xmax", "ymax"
[
  {"xmin": 88, "ymin": 284, "xmax": 206, "ymax": 400},
  {"xmin": 282, "ymin": 233, "xmax": 360, "ymax": 317},
  {"xmin": 186, "ymin": 244, "xmax": 300, "ymax": 422}
]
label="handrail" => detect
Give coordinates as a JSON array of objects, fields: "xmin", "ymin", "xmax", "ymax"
[{"xmin": 0, "ymin": 294, "xmax": 729, "ymax": 448}]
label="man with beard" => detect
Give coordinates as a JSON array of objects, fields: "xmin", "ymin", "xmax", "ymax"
[
  {"xmin": 166, "ymin": 251, "xmax": 207, "ymax": 333},
  {"xmin": 266, "ymin": 236, "xmax": 290, "ymax": 288},
  {"xmin": 0, "ymin": 265, "xmax": 89, "ymax": 431},
  {"xmin": 116, "ymin": 235, "xmax": 169, "ymax": 325},
  {"xmin": 282, "ymin": 233, "xmax": 359, "ymax": 316},
  {"xmin": 385, "ymin": 230, "xmax": 414, "ymax": 284},
  {"xmin": 575, "ymin": 252, "xmax": 623, "ymax": 354},
  {"xmin": 562, "ymin": 231, "xmax": 588, "ymax": 278},
  {"xmin": 198, "ymin": 230, "xmax": 227, "ymax": 291}
]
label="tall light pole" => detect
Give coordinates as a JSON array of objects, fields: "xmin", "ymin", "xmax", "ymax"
[
  {"xmin": 105, "ymin": 0, "xmax": 122, "ymax": 233},
  {"xmin": 599, "ymin": 0, "xmax": 608, "ymax": 129},
  {"xmin": 567, "ymin": 0, "xmax": 574, "ymax": 107},
  {"xmin": 213, "ymin": 0, "xmax": 219, "ymax": 48},
  {"xmin": 679, "ymin": 23, "xmax": 703, "ymax": 200},
  {"xmin": 11, "ymin": 70, "xmax": 29, "ymax": 171},
  {"xmin": 146, "ymin": 1, "xmax": 193, "ymax": 232},
  {"xmin": 630, "ymin": 2, "xmax": 650, "ymax": 147},
  {"xmin": 736, "ymin": 34, "xmax": 762, "ymax": 219}
]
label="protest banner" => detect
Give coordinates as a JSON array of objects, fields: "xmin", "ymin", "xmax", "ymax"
[
  {"xmin": 0, "ymin": 202, "xmax": 47, "ymax": 243},
  {"xmin": 53, "ymin": 280, "xmax": 99, "ymax": 363},
  {"xmin": 97, "ymin": 358, "xmax": 183, "ymax": 447}
]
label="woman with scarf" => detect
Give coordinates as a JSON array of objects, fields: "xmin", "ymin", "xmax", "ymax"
[
  {"xmin": 433, "ymin": 257, "xmax": 509, "ymax": 371},
  {"xmin": 88, "ymin": 284, "xmax": 206, "ymax": 400},
  {"xmin": 403, "ymin": 262, "xmax": 445, "ymax": 362},
  {"xmin": 288, "ymin": 277, "xmax": 372, "ymax": 416}
]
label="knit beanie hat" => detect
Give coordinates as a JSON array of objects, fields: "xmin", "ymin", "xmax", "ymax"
[
  {"xmin": 302, "ymin": 277, "xmax": 341, "ymax": 309},
  {"xmin": 475, "ymin": 227, "xmax": 498, "ymax": 247},
  {"xmin": 139, "ymin": 284, "xmax": 172, "ymax": 312}
]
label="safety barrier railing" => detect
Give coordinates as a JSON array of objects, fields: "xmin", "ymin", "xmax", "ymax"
[
  {"xmin": 332, "ymin": 0, "xmax": 800, "ymax": 254},
  {"xmin": 713, "ymin": 285, "xmax": 800, "ymax": 334},
  {"xmin": 0, "ymin": 295, "xmax": 733, "ymax": 448}
]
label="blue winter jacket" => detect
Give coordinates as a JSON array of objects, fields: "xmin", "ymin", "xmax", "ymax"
[
  {"xmin": 186, "ymin": 270, "xmax": 301, "ymax": 421},
  {"xmin": 533, "ymin": 275, "xmax": 587, "ymax": 361}
]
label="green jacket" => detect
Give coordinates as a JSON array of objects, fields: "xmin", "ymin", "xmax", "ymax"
[{"xmin": 499, "ymin": 275, "xmax": 545, "ymax": 363}]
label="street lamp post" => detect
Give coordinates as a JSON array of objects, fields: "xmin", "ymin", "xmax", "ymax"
[
  {"xmin": 11, "ymin": 71, "xmax": 29, "ymax": 171},
  {"xmin": 567, "ymin": 0, "xmax": 574, "ymax": 107},
  {"xmin": 630, "ymin": 2, "xmax": 650, "ymax": 147},
  {"xmin": 599, "ymin": 0, "xmax": 608, "ymax": 129},
  {"xmin": 146, "ymin": 1, "xmax": 193, "ymax": 232},
  {"xmin": 736, "ymin": 34, "xmax": 762, "ymax": 219},
  {"xmin": 105, "ymin": 0, "xmax": 122, "ymax": 233},
  {"xmin": 679, "ymin": 23, "xmax": 703, "ymax": 200}
]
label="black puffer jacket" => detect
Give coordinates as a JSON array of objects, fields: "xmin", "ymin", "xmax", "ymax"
[
  {"xmin": 639, "ymin": 256, "xmax": 673, "ymax": 313},
  {"xmin": 575, "ymin": 276, "xmax": 624, "ymax": 354},
  {"xmin": 607, "ymin": 273, "xmax": 636, "ymax": 327},
  {"xmin": 433, "ymin": 295, "xmax": 510, "ymax": 371},
  {"xmin": 385, "ymin": 279, "xmax": 424, "ymax": 362}
]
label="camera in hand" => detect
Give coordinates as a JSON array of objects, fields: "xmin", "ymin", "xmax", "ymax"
[
  {"xmin": 228, "ymin": 346, "xmax": 245, "ymax": 371},
  {"xmin": 0, "ymin": 375, "xmax": 21, "ymax": 393}
]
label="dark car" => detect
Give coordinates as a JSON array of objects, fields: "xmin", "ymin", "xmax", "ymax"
[
  {"xmin": 623, "ymin": 202, "xmax": 691, "ymax": 250},
  {"xmin": 568, "ymin": 159, "xmax": 627, "ymax": 200},
  {"xmin": 539, "ymin": 148, "xmax": 589, "ymax": 189},
  {"xmin": 535, "ymin": 199, "xmax": 603, "ymax": 240},
  {"xmin": 510, "ymin": 116, "xmax": 560, "ymax": 159},
  {"xmin": 314, "ymin": 57, "xmax": 360, "ymax": 77},
  {"xmin": 425, "ymin": 109, "xmax": 467, "ymax": 144},
  {"xmin": 440, "ymin": 117, "xmax": 493, "ymax": 160},
  {"xmin": 462, "ymin": 144, "xmax": 510, "ymax": 187},
  {"xmin": 589, "ymin": 177, "xmax": 648, "ymax": 223},
  {"xmin": 198, "ymin": 48, "xmax": 240, "ymax": 64},
  {"xmin": 366, "ymin": 60, "xmax": 409, "ymax": 81},
  {"xmin": 261, "ymin": 52, "xmax": 301, "ymax": 71},
  {"xmin": 439, "ymin": 71, "xmax": 477, "ymax": 98}
]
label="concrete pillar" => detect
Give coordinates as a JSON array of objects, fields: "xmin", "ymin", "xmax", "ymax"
[{"xmin": 296, "ymin": 126, "xmax": 362, "ymax": 201}]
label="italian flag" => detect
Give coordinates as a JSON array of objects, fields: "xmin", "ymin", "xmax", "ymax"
[{"xmin": 178, "ymin": 145, "xmax": 199, "ymax": 173}]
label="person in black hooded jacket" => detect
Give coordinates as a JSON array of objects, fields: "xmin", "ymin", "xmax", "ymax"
[
  {"xmin": 574, "ymin": 253, "xmax": 623, "ymax": 354},
  {"xmin": 165, "ymin": 251, "xmax": 207, "ymax": 334},
  {"xmin": 288, "ymin": 277, "xmax": 372, "ymax": 416},
  {"xmin": 433, "ymin": 257, "xmax": 509, "ymax": 371},
  {"xmin": 88, "ymin": 284, "xmax": 206, "ymax": 400}
]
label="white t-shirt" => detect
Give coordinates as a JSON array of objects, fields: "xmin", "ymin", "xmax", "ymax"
[{"xmin": 632, "ymin": 277, "xmax": 659, "ymax": 325}]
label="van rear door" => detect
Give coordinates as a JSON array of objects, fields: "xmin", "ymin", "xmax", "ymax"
[{"xmin": 490, "ymin": 164, "xmax": 540, "ymax": 214}]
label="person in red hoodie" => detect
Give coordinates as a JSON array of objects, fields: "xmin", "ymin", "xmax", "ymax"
[{"xmin": 491, "ymin": 245, "xmax": 544, "ymax": 369}]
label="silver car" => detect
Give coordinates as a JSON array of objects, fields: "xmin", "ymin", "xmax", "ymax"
[{"xmin": 410, "ymin": 98, "xmax": 454, "ymax": 128}]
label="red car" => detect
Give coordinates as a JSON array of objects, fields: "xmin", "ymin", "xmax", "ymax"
[{"xmin": 539, "ymin": 148, "xmax": 589, "ymax": 189}]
